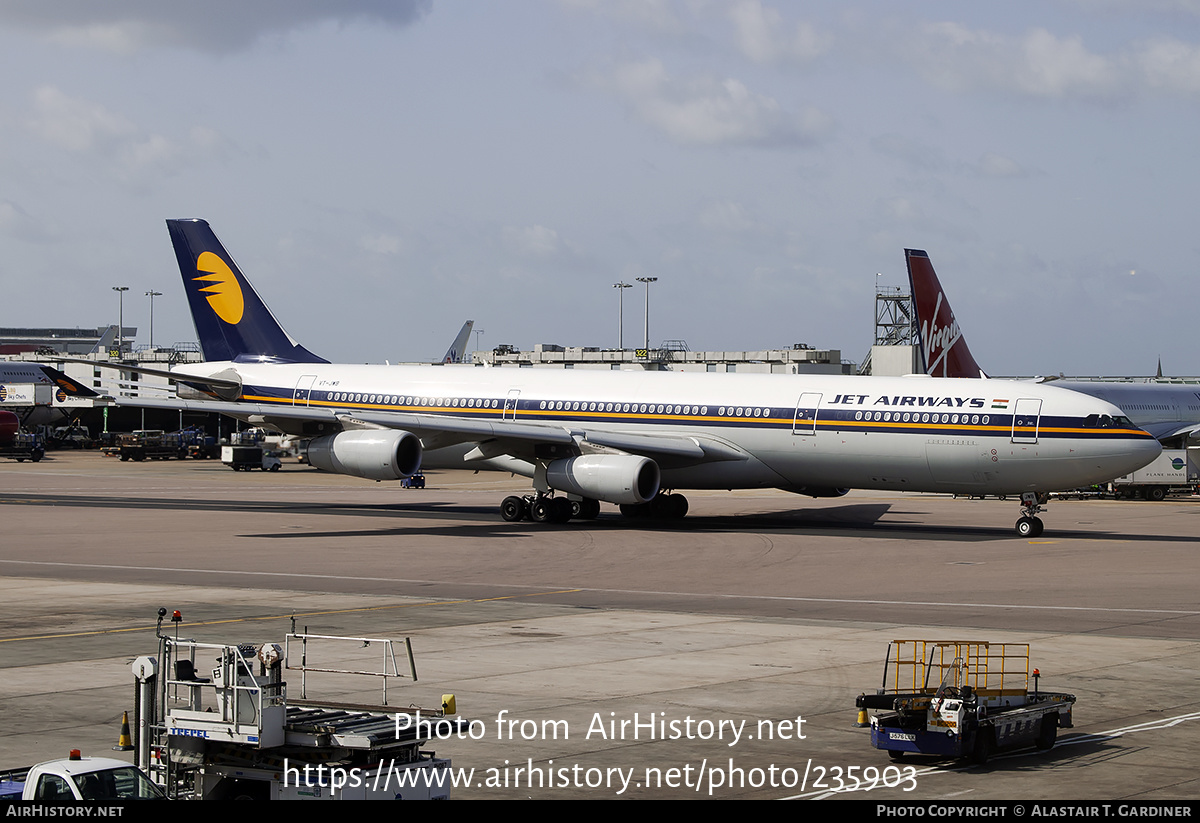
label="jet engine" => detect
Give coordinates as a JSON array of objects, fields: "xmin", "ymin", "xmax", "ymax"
[
  {"xmin": 307, "ymin": 429, "xmax": 422, "ymax": 481},
  {"xmin": 545, "ymin": 454, "xmax": 660, "ymax": 505}
]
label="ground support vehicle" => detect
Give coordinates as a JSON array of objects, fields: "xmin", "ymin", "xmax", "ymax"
[
  {"xmin": 47, "ymin": 424, "xmax": 93, "ymax": 450},
  {"xmin": 856, "ymin": 640, "xmax": 1075, "ymax": 765},
  {"xmin": 176, "ymin": 429, "xmax": 219, "ymax": 459},
  {"xmin": 220, "ymin": 444, "xmax": 282, "ymax": 471},
  {"xmin": 0, "ymin": 432, "xmax": 44, "ymax": 462},
  {"xmin": 132, "ymin": 610, "xmax": 464, "ymax": 799},
  {"xmin": 118, "ymin": 430, "xmax": 187, "ymax": 461},
  {"xmin": 221, "ymin": 430, "xmax": 282, "ymax": 471},
  {"xmin": 1110, "ymin": 449, "xmax": 1197, "ymax": 500},
  {"xmin": 402, "ymin": 473, "xmax": 426, "ymax": 489},
  {"xmin": 1, "ymin": 752, "xmax": 164, "ymax": 801},
  {"xmin": 1050, "ymin": 486, "xmax": 1105, "ymax": 501},
  {"xmin": 186, "ymin": 438, "xmax": 220, "ymax": 459}
]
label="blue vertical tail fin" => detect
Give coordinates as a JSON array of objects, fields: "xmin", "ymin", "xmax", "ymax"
[{"xmin": 168, "ymin": 219, "xmax": 327, "ymax": 364}]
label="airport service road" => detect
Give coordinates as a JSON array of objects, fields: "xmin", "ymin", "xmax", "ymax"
[{"xmin": 1, "ymin": 452, "xmax": 1199, "ymax": 799}]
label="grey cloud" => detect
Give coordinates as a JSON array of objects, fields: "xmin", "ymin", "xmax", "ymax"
[
  {"xmin": 598, "ymin": 58, "xmax": 832, "ymax": 147},
  {"xmin": 0, "ymin": 0, "xmax": 430, "ymax": 52}
]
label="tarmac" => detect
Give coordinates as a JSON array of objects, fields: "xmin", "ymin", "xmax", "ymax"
[{"xmin": 2, "ymin": 451, "xmax": 1199, "ymax": 799}]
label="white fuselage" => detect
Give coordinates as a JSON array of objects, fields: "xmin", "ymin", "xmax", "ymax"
[{"xmin": 174, "ymin": 362, "xmax": 1161, "ymax": 496}]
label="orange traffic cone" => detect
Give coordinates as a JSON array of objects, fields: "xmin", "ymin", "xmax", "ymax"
[{"xmin": 113, "ymin": 711, "xmax": 134, "ymax": 751}]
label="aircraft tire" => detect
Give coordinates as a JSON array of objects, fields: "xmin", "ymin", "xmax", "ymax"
[
  {"xmin": 620, "ymin": 502, "xmax": 649, "ymax": 519},
  {"xmin": 1015, "ymin": 516, "xmax": 1044, "ymax": 538},
  {"xmin": 530, "ymin": 498, "xmax": 552, "ymax": 523},
  {"xmin": 500, "ymin": 496, "xmax": 526, "ymax": 522},
  {"xmin": 550, "ymin": 497, "xmax": 573, "ymax": 523},
  {"xmin": 571, "ymin": 498, "xmax": 601, "ymax": 520}
]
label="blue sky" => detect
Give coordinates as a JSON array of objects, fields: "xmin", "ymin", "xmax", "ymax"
[{"xmin": 1, "ymin": 1, "xmax": 1198, "ymax": 374}]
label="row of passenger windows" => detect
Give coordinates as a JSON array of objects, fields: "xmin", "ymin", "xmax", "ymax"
[
  {"xmin": 323, "ymin": 392, "xmax": 500, "ymax": 408},
  {"xmin": 314, "ymin": 394, "xmax": 1054, "ymax": 429},
  {"xmin": 316, "ymin": 393, "xmax": 1009, "ymax": 426},
  {"xmin": 320, "ymin": 391, "xmax": 778, "ymax": 419},
  {"xmin": 536, "ymin": 400, "xmax": 772, "ymax": 418},
  {"xmin": 838, "ymin": 410, "xmax": 993, "ymax": 425}
]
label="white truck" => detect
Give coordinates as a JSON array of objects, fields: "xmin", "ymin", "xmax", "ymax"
[
  {"xmin": 1, "ymin": 751, "xmax": 165, "ymax": 801},
  {"xmin": 1110, "ymin": 448, "xmax": 1197, "ymax": 500}
]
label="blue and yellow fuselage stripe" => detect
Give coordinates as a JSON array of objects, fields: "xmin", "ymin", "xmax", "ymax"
[{"xmin": 235, "ymin": 385, "xmax": 1154, "ymax": 442}]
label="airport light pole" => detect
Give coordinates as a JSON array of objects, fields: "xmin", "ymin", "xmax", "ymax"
[
  {"xmin": 473, "ymin": 327, "xmax": 485, "ymax": 359},
  {"xmin": 613, "ymin": 281, "xmax": 631, "ymax": 349},
  {"xmin": 112, "ymin": 286, "xmax": 129, "ymax": 357},
  {"xmin": 636, "ymin": 277, "xmax": 657, "ymax": 350},
  {"xmin": 145, "ymin": 290, "xmax": 162, "ymax": 349}
]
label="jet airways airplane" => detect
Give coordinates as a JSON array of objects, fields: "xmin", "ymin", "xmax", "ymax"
[
  {"xmin": 0, "ymin": 361, "xmax": 99, "ymax": 426},
  {"xmin": 117, "ymin": 220, "xmax": 1160, "ymax": 537},
  {"xmin": 907, "ymin": 249, "xmax": 1200, "ymax": 446}
]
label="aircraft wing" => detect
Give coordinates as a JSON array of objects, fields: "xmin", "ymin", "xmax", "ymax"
[
  {"xmin": 111, "ymin": 395, "xmax": 748, "ymax": 467},
  {"xmin": 1138, "ymin": 421, "xmax": 1200, "ymax": 442}
]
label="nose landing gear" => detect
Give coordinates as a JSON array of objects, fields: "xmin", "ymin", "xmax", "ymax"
[{"xmin": 1015, "ymin": 492, "xmax": 1047, "ymax": 538}]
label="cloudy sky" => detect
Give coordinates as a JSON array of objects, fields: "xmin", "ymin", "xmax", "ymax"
[{"xmin": 1, "ymin": 0, "xmax": 1198, "ymax": 375}]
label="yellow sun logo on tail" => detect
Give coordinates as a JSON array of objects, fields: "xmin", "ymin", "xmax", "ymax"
[{"xmin": 193, "ymin": 252, "xmax": 244, "ymax": 325}]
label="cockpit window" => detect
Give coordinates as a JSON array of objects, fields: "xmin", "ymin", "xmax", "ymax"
[{"xmin": 1083, "ymin": 414, "xmax": 1135, "ymax": 429}]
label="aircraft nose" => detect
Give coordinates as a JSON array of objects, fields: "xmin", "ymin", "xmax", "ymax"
[{"xmin": 1109, "ymin": 434, "xmax": 1161, "ymax": 478}]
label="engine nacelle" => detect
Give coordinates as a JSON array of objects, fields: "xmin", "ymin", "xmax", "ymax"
[
  {"xmin": 307, "ymin": 430, "xmax": 422, "ymax": 481},
  {"xmin": 545, "ymin": 454, "xmax": 660, "ymax": 505}
]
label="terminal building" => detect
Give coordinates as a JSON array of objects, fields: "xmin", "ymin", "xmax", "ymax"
[
  {"xmin": 473, "ymin": 341, "xmax": 854, "ymax": 374},
  {"xmin": 0, "ymin": 325, "xmax": 132, "ymax": 356}
]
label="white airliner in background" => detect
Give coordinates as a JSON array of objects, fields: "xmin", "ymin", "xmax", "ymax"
[
  {"xmin": 440, "ymin": 320, "xmax": 474, "ymax": 365},
  {"xmin": 907, "ymin": 249, "xmax": 1200, "ymax": 446},
  {"xmin": 115, "ymin": 220, "xmax": 1160, "ymax": 537}
]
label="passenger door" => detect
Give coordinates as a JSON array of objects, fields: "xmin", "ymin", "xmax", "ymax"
[
  {"xmin": 1011, "ymin": 398, "xmax": 1042, "ymax": 444},
  {"xmin": 503, "ymin": 389, "xmax": 521, "ymax": 420},
  {"xmin": 292, "ymin": 375, "xmax": 317, "ymax": 406},
  {"xmin": 792, "ymin": 392, "xmax": 822, "ymax": 436}
]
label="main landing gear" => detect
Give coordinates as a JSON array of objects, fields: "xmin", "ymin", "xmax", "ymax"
[
  {"xmin": 497, "ymin": 492, "xmax": 690, "ymax": 524},
  {"xmin": 1015, "ymin": 491, "xmax": 1048, "ymax": 538},
  {"xmin": 500, "ymin": 494, "xmax": 602, "ymax": 524}
]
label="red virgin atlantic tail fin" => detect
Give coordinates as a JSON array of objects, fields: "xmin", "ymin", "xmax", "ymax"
[{"xmin": 905, "ymin": 249, "xmax": 987, "ymax": 379}]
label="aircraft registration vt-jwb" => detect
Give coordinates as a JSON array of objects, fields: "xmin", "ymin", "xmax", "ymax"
[{"xmin": 121, "ymin": 220, "xmax": 1160, "ymax": 537}]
